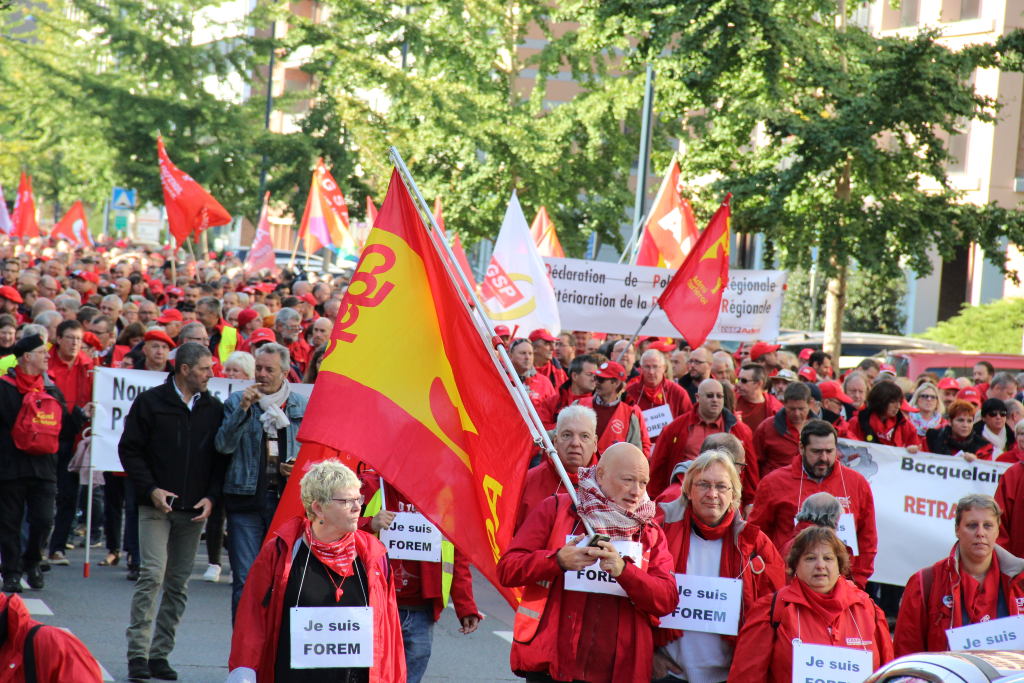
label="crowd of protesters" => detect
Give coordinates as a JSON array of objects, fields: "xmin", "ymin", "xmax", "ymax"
[{"xmin": 0, "ymin": 235, "xmax": 1023, "ymax": 683}]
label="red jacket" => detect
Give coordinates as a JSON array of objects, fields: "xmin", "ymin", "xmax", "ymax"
[
  {"xmin": 47, "ymin": 346, "xmax": 93, "ymax": 410},
  {"xmin": 228, "ymin": 516, "xmax": 406, "ymax": 683},
  {"xmin": 496, "ymin": 494, "xmax": 678, "ymax": 683},
  {"xmin": 847, "ymin": 410, "xmax": 921, "ymax": 449},
  {"xmin": 536, "ymin": 382, "xmax": 590, "ymax": 430},
  {"xmin": 997, "ymin": 445, "xmax": 1024, "ymax": 464},
  {"xmin": 752, "ymin": 410, "xmax": 803, "ymax": 478},
  {"xmin": 287, "ymin": 337, "xmax": 313, "ymax": 375},
  {"xmin": 522, "ymin": 371, "xmax": 556, "ymax": 407},
  {"xmin": 893, "ymin": 543, "xmax": 1024, "ymax": 656},
  {"xmin": 748, "ymin": 455, "xmax": 877, "ymax": 588},
  {"xmin": 625, "ymin": 379, "xmax": 693, "ymax": 428},
  {"xmin": 535, "ymin": 361, "xmax": 567, "ymax": 389},
  {"xmin": 648, "ymin": 406, "xmax": 755, "ymax": 499},
  {"xmin": 0, "ymin": 592, "xmax": 102, "ymax": 682},
  {"xmin": 576, "ymin": 396, "xmax": 652, "ymax": 458},
  {"xmin": 515, "ymin": 455, "xmax": 597, "ymax": 532},
  {"xmin": 996, "ymin": 459, "xmax": 1024, "ymax": 558},
  {"xmin": 729, "ymin": 578, "xmax": 894, "ymax": 683}
]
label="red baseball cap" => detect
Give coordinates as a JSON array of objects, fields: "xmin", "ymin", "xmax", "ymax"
[
  {"xmin": 749, "ymin": 341, "xmax": 781, "ymax": 361},
  {"xmin": 148, "ymin": 280, "xmax": 164, "ymax": 293},
  {"xmin": 166, "ymin": 287, "xmax": 183, "ymax": 298},
  {"xmin": 237, "ymin": 309, "xmax": 260, "ymax": 329},
  {"xmin": 937, "ymin": 377, "xmax": 960, "ymax": 391},
  {"xmin": 651, "ymin": 341, "xmax": 676, "ymax": 354},
  {"xmin": 493, "ymin": 325, "xmax": 511, "ymax": 337},
  {"xmin": 254, "ymin": 282, "xmax": 276, "ymax": 293},
  {"xmin": 72, "ymin": 270, "xmax": 100, "ymax": 284},
  {"xmin": 247, "ymin": 328, "xmax": 277, "ymax": 346},
  {"xmin": 528, "ymin": 328, "xmax": 558, "ymax": 343},
  {"xmin": 81, "ymin": 331, "xmax": 103, "ymax": 351},
  {"xmin": 798, "ymin": 366, "xmax": 818, "ymax": 382},
  {"xmin": 156, "ymin": 309, "xmax": 183, "ymax": 324},
  {"xmin": 595, "ymin": 361, "xmax": 626, "ymax": 381},
  {"xmin": 819, "ymin": 381, "xmax": 853, "ymax": 403},
  {"xmin": 879, "ymin": 363, "xmax": 897, "ymax": 376},
  {"xmin": 901, "ymin": 399, "xmax": 920, "ymax": 413},
  {"xmin": 799, "ymin": 348, "xmax": 813, "ymax": 361},
  {"xmin": 957, "ymin": 387, "xmax": 982, "ymax": 406},
  {"xmin": 0, "ymin": 286, "xmax": 23, "ymax": 304},
  {"xmin": 144, "ymin": 329, "xmax": 176, "ymax": 348},
  {"xmin": 299, "ymin": 293, "xmax": 317, "ymax": 307}
]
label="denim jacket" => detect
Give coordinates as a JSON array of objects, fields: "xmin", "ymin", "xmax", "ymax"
[{"xmin": 215, "ymin": 388, "xmax": 307, "ymax": 497}]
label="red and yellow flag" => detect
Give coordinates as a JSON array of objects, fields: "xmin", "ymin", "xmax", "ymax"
[
  {"xmin": 636, "ymin": 161, "xmax": 699, "ymax": 268},
  {"xmin": 298, "ymin": 159, "xmax": 357, "ymax": 257},
  {"xmin": 658, "ymin": 195, "xmax": 731, "ymax": 348},
  {"xmin": 50, "ymin": 200, "xmax": 93, "ymax": 246},
  {"xmin": 529, "ymin": 206, "xmax": 565, "ymax": 258},
  {"xmin": 297, "ymin": 169, "xmax": 534, "ymax": 607}
]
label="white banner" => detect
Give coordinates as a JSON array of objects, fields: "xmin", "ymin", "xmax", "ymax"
[
  {"xmin": 90, "ymin": 367, "xmax": 313, "ymax": 473},
  {"xmin": 837, "ymin": 438, "xmax": 1011, "ymax": 586},
  {"xmin": 543, "ymin": 257, "xmax": 788, "ymax": 341}
]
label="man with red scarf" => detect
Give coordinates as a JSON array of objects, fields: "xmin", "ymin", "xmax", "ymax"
[
  {"xmin": 625, "ymin": 349, "xmax": 692, "ymax": 442},
  {"xmin": 734, "ymin": 362, "xmax": 781, "ymax": 429},
  {"xmin": 531, "ymin": 328, "xmax": 568, "ymax": 387},
  {"xmin": 537, "ymin": 355, "xmax": 598, "ymax": 430},
  {"xmin": 575, "ymin": 361, "xmax": 651, "ymax": 457},
  {"xmin": 498, "ymin": 443, "xmax": 678, "ymax": 683},
  {"xmin": 517, "ymin": 405, "xmax": 600, "ymax": 531},
  {"xmin": 0, "ymin": 334, "xmax": 88, "ymax": 594}
]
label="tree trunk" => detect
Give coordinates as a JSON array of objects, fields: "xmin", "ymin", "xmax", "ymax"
[{"xmin": 824, "ymin": 158, "xmax": 852, "ymax": 361}]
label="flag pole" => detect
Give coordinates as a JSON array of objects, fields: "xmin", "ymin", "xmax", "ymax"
[
  {"xmin": 288, "ymin": 230, "xmax": 301, "ymax": 269},
  {"xmin": 388, "ymin": 147, "xmax": 594, "ymax": 536}
]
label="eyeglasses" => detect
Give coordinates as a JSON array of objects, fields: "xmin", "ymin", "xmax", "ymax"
[
  {"xmin": 918, "ymin": 395, "xmax": 938, "ymax": 401},
  {"xmin": 330, "ymin": 496, "xmax": 365, "ymax": 508},
  {"xmin": 986, "ymin": 411, "xmax": 1008, "ymax": 418},
  {"xmin": 693, "ymin": 482, "xmax": 732, "ymax": 494},
  {"xmin": 688, "ymin": 359, "xmax": 708, "ymax": 365}
]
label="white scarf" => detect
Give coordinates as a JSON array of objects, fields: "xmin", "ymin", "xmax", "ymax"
[
  {"xmin": 983, "ymin": 424, "xmax": 1007, "ymax": 454},
  {"xmin": 258, "ymin": 381, "xmax": 292, "ymax": 434}
]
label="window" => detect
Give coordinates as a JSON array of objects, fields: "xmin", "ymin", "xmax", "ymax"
[
  {"xmin": 960, "ymin": 0, "xmax": 981, "ymax": 19},
  {"xmin": 900, "ymin": 0, "xmax": 920, "ymax": 26},
  {"xmin": 948, "ymin": 118, "xmax": 970, "ymax": 173}
]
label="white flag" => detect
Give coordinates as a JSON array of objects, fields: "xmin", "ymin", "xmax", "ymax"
[
  {"xmin": 480, "ymin": 191, "xmax": 561, "ymax": 336},
  {"xmin": 0, "ymin": 182, "xmax": 12, "ymax": 235}
]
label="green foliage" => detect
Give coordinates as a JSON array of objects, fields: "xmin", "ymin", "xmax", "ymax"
[
  {"xmin": 917, "ymin": 298, "xmax": 1024, "ymax": 354},
  {"xmin": 781, "ymin": 266, "xmax": 907, "ymax": 334}
]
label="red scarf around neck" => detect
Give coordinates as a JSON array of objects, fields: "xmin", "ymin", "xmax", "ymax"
[
  {"xmin": 677, "ymin": 505, "xmax": 740, "ymax": 578},
  {"xmin": 794, "ymin": 573, "xmax": 849, "ymax": 627},
  {"xmin": 304, "ymin": 519, "xmax": 357, "ymax": 600},
  {"xmin": 960, "ymin": 548, "xmax": 1001, "ymax": 624},
  {"xmin": 642, "ymin": 380, "xmax": 665, "ymax": 407},
  {"xmin": 13, "ymin": 367, "xmax": 43, "ymax": 395}
]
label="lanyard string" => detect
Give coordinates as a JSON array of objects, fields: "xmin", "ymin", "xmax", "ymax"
[
  {"xmin": 293, "ymin": 536, "xmax": 369, "ymax": 609},
  {"xmin": 795, "ymin": 603, "xmax": 869, "ymax": 653}
]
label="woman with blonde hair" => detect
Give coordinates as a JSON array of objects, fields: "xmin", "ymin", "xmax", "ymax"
[{"xmin": 909, "ymin": 382, "xmax": 946, "ymax": 435}]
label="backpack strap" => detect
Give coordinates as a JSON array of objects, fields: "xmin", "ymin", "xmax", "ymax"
[
  {"xmin": 918, "ymin": 565, "xmax": 934, "ymax": 638},
  {"xmin": 24, "ymin": 624, "xmax": 43, "ymax": 683},
  {"xmin": 769, "ymin": 590, "xmax": 783, "ymax": 634}
]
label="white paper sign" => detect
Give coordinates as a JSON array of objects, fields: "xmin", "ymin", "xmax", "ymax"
[
  {"xmin": 563, "ymin": 536, "xmax": 643, "ymax": 597},
  {"xmin": 289, "ymin": 606, "xmax": 373, "ymax": 668},
  {"xmin": 946, "ymin": 615, "xmax": 1024, "ymax": 651},
  {"xmin": 642, "ymin": 404, "xmax": 673, "ymax": 438},
  {"xmin": 659, "ymin": 574, "xmax": 743, "ymax": 635},
  {"xmin": 378, "ymin": 512, "xmax": 442, "ymax": 562},
  {"xmin": 836, "ymin": 513, "xmax": 859, "ymax": 557},
  {"xmin": 791, "ymin": 641, "xmax": 873, "ymax": 683}
]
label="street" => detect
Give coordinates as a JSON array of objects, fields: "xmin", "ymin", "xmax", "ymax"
[{"xmin": 30, "ymin": 543, "xmax": 517, "ymax": 682}]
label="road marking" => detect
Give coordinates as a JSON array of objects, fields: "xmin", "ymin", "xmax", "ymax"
[
  {"xmin": 21, "ymin": 598, "xmax": 53, "ymax": 615},
  {"xmin": 493, "ymin": 631, "xmax": 514, "ymax": 643}
]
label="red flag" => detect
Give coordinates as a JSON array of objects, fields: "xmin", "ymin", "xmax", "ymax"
[
  {"xmin": 296, "ymin": 169, "xmax": 534, "ymax": 607},
  {"xmin": 433, "ymin": 198, "xmax": 478, "ymax": 297},
  {"xmin": 657, "ymin": 195, "xmax": 731, "ymax": 348},
  {"xmin": 157, "ymin": 136, "xmax": 232, "ymax": 247},
  {"xmin": 367, "ymin": 197, "xmax": 379, "ymax": 223},
  {"xmin": 12, "ymin": 172, "xmax": 39, "ymax": 239},
  {"xmin": 529, "ymin": 206, "xmax": 565, "ymax": 258},
  {"xmin": 636, "ymin": 161, "xmax": 699, "ymax": 268},
  {"xmin": 245, "ymin": 192, "xmax": 278, "ymax": 276},
  {"xmin": 49, "ymin": 200, "xmax": 93, "ymax": 246}
]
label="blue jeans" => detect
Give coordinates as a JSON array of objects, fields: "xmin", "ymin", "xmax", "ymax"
[
  {"xmin": 226, "ymin": 491, "xmax": 279, "ymax": 622},
  {"xmin": 399, "ymin": 607, "xmax": 434, "ymax": 683}
]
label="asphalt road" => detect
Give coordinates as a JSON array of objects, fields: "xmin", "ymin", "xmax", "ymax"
[{"xmin": 27, "ymin": 543, "xmax": 517, "ymax": 682}]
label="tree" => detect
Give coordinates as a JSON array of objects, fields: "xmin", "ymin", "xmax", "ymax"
[
  {"xmin": 781, "ymin": 267, "xmax": 907, "ymax": 335},
  {"xmin": 567, "ymin": 0, "xmax": 1024, "ymax": 355},
  {"xmin": 918, "ymin": 298, "xmax": 1024, "ymax": 354}
]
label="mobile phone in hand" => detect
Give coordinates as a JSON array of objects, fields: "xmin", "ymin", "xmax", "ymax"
[{"xmin": 586, "ymin": 533, "xmax": 611, "ymax": 547}]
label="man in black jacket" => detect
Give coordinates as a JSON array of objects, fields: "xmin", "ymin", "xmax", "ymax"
[
  {"xmin": 0, "ymin": 334, "xmax": 89, "ymax": 594},
  {"xmin": 119, "ymin": 341, "xmax": 227, "ymax": 683}
]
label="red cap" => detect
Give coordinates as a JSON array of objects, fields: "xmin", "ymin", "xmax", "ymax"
[
  {"xmin": 528, "ymin": 328, "xmax": 558, "ymax": 343},
  {"xmin": 957, "ymin": 387, "xmax": 983, "ymax": 406},
  {"xmin": 641, "ymin": 336, "xmax": 660, "ymax": 344},
  {"xmin": 148, "ymin": 280, "xmax": 164, "ymax": 293},
  {"xmin": 254, "ymin": 282, "xmax": 276, "ymax": 293},
  {"xmin": 799, "ymin": 348, "xmax": 813, "ymax": 361},
  {"xmin": 0, "ymin": 286, "xmax": 23, "ymax": 304},
  {"xmin": 901, "ymin": 399, "xmax": 920, "ymax": 413},
  {"xmin": 72, "ymin": 270, "xmax": 99, "ymax": 284},
  {"xmin": 493, "ymin": 325, "xmax": 511, "ymax": 337},
  {"xmin": 156, "ymin": 309, "xmax": 183, "ymax": 324},
  {"xmin": 595, "ymin": 361, "xmax": 626, "ymax": 381},
  {"xmin": 237, "ymin": 309, "xmax": 260, "ymax": 329},
  {"xmin": 879, "ymin": 363, "xmax": 896, "ymax": 375},
  {"xmin": 81, "ymin": 331, "xmax": 103, "ymax": 351},
  {"xmin": 299, "ymin": 293, "xmax": 317, "ymax": 307},
  {"xmin": 167, "ymin": 287, "xmax": 183, "ymax": 297},
  {"xmin": 241, "ymin": 287, "xmax": 255, "ymax": 294},
  {"xmin": 247, "ymin": 328, "xmax": 277, "ymax": 346},
  {"xmin": 750, "ymin": 341, "xmax": 782, "ymax": 361},
  {"xmin": 819, "ymin": 381, "xmax": 853, "ymax": 403},
  {"xmin": 144, "ymin": 329, "xmax": 176, "ymax": 348},
  {"xmin": 651, "ymin": 341, "xmax": 676, "ymax": 354},
  {"xmin": 937, "ymin": 377, "xmax": 960, "ymax": 391},
  {"xmin": 798, "ymin": 366, "xmax": 818, "ymax": 382}
]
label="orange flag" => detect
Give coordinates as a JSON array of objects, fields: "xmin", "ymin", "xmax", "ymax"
[
  {"xmin": 636, "ymin": 161, "xmax": 698, "ymax": 268},
  {"xmin": 12, "ymin": 172, "xmax": 39, "ymax": 240},
  {"xmin": 433, "ymin": 198, "xmax": 478, "ymax": 296},
  {"xmin": 50, "ymin": 200, "xmax": 93, "ymax": 246},
  {"xmin": 529, "ymin": 206, "xmax": 565, "ymax": 258},
  {"xmin": 657, "ymin": 195, "xmax": 731, "ymax": 348},
  {"xmin": 158, "ymin": 136, "xmax": 232, "ymax": 246},
  {"xmin": 298, "ymin": 159, "xmax": 357, "ymax": 257},
  {"xmin": 297, "ymin": 169, "xmax": 534, "ymax": 607}
]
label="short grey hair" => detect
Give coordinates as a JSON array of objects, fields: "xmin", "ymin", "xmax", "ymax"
[
  {"xmin": 300, "ymin": 459, "xmax": 361, "ymax": 518},
  {"xmin": 179, "ymin": 322, "xmax": 205, "ymax": 340},
  {"xmin": 175, "ymin": 341, "xmax": 212, "ymax": 375},
  {"xmin": 991, "ymin": 372, "xmax": 1018, "ymax": 391},
  {"xmin": 55, "ymin": 297, "xmax": 81, "ymax": 313},
  {"xmin": 255, "ymin": 342, "xmax": 291, "ymax": 370},
  {"xmin": 955, "ymin": 493, "xmax": 1002, "ymax": 528},
  {"xmin": 237, "ymin": 292, "xmax": 250, "ymax": 308},
  {"xmin": 795, "ymin": 492, "xmax": 842, "ymax": 529},
  {"xmin": 1014, "ymin": 419, "xmax": 1024, "ymax": 437},
  {"xmin": 699, "ymin": 433, "xmax": 744, "ymax": 463},
  {"xmin": 275, "ymin": 307, "xmax": 301, "ymax": 326},
  {"xmin": 1006, "ymin": 399, "xmax": 1023, "ymax": 418},
  {"xmin": 681, "ymin": 449, "xmax": 742, "ymax": 511},
  {"xmin": 101, "ymin": 294, "xmax": 123, "ymax": 309},
  {"xmin": 20, "ymin": 324, "xmax": 48, "ymax": 344},
  {"xmin": 223, "ymin": 351, "xmax": 256, "ymax": 379},
  {"xmin": 640, "ymin": 348, "xmax": 666, "ymax": 366},
  {"xmin": 197, "ymin": 296, "xmax": 221, "ymax": 316},
  {"xmin": 556, "ymin": 404, "xmax": 597, "ymax": 434},
  {"xmin": 34, "ymin": 310, "xmax": 62, "ymax": 328}
]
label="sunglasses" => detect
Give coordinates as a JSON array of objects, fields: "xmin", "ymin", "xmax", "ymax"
[
  {"xmin": 986, "ymin": 411, "xmax": 1008, "ymax": 418},
  {"xmin": 918, "ymin": 395, "xmax": 938, "ymax": 401},
  {"xmin": 737, "ymin": 377, "xmax": 759, "ymax": 384}
]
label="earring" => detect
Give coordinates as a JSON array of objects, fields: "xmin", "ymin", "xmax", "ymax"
[{"xmin": 319, "ymin": 520, "xmax": 324, "ymax": 525}]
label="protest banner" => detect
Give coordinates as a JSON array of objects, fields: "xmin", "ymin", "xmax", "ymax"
[
  {"xmin": 543, "ymin": 257, "xmax": 787, "ymax": 341},
  {"xmin": 90, "ymin": 367, "xmax": 313, "ymax": 473},
  {"xmin": 836, "ymin": 438, "xmax": 1011, "ymax": 585}
]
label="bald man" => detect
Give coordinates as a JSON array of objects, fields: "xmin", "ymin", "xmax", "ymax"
[
  {"xmin": 626, "ymin": 349, "xmax": 692, "ymax": 440},
  {"xmin": 498, "ymin": 442, "xmax": 677, "ymax": 683},
  {"xmin": 678, "ymin": 346, "xmax": 712, "ymax": 402}
]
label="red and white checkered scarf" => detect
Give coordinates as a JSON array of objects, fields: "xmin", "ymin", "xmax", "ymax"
[{"xmin": 575, "ymin": 464, "xmax": 656, "ymax": 540}]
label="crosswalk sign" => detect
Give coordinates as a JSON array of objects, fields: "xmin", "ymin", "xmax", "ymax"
[{"xmin": 112, "ymin": 187, "xmax": 136, "ymax": 210}]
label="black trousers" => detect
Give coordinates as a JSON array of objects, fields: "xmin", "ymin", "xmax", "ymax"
[
  {"xmin": 206, "ymin": 499, "xmax": 226, "ymax": 566},
  {"xmin": 103, "ymin": 472, "xmax": 124, "ymax": 553},
  {"xmin": 0, "ymin": 477, "xmax": 56, "ymax": 580},
  {"xmin": 49, "ymin": 449, "xmax": 79, "ymax": 556}
]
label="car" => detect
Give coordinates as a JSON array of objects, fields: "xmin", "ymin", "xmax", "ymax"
[
  {"xmin": 776, "ymin": 331, "xmax": 958, "ymax": 370},
  {"xmin": 232, "ymin": 248, "xmax": 355, "ymax": 276},
  {"xmin": 864, "ymin": 650, "xmax": 1024, "ymax": 683},
  {"xmin": 884, "ymin": 350, "xmax": 1024, "ymax": 381}
]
